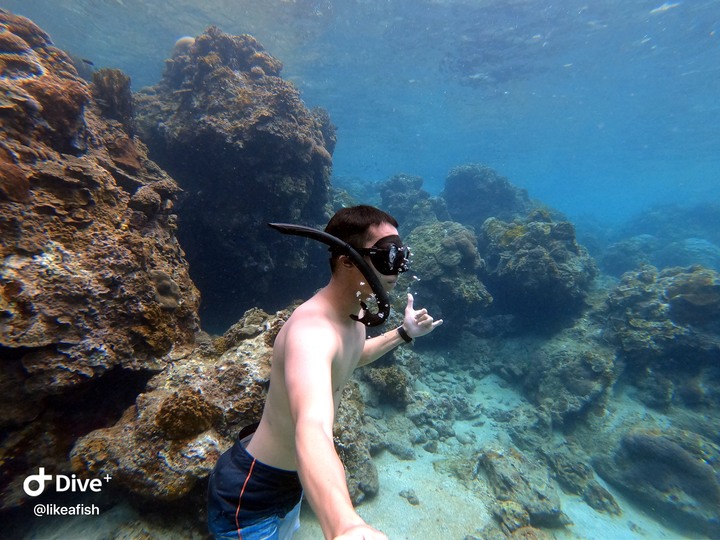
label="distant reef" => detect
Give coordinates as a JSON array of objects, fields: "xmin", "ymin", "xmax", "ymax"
[
  {"xmin": 0, "ymin": 9, "xmax": 199, "ymax": 509},
  {"xmin": 134, "ymin": 26, "xmax": 336, "ymax": 330}
]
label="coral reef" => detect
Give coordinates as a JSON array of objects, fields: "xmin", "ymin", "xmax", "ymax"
[
  {"xmin": 594, "ymin": 428, "xmax": 720, "ymax": 537},
  {"xmin": 0, "ymin": 10, "xmax": 199, "ymax": 508},
  {"xmin": 405, "ymin": 221, "xmax": 492, "ymax": 325},
  {"xmin": 91, "ymin": 68, "xmax": 135, "ymax": 133},
  {"xmin": 365, "ymin": 365, "xmax": 414, "ymax": 407},
  {"xmin": 599, "ymin": 203, "xmax": 720, "ymax": 276},
  {"xmin": 134, "ymin": 26, "xmax": 336, "ymax": 329},
  {"xmin": 479, "ymin": 210, "xmax": 598, "ymax": 325},
  {"xmin": 442, "ymin": 164, "xmax": 533, "ymax": 232},
  {"xmin": 603, "ymin": 265, "xmax": 720, "ymax": 409},
  {"xmin": 377, "ymin": 173, "xmax": 449, "ymax": 234},
  {"xmin": 519, "ymin": 332, "xmax": 617, "ymax": 426}
]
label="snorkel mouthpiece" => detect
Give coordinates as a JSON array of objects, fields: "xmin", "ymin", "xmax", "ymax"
[{"xmin": 268, "ymin": 222, "xmax": 391, "ymax": 327}]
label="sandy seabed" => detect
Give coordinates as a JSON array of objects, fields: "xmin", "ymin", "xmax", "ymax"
[{"xmin": 296, "ymin": 376, "xmax": 699, "ymax": 540}]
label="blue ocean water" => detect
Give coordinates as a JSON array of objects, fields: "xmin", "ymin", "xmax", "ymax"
[
  {"xmin": 3, "ymin": 2, "xmax": 720, "ymax": 539},
  {"xmin": 5, "ymin": 0, "xmax": 720, "ymax": 223}
]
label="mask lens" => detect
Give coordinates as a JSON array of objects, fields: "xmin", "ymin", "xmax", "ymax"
[
  {"xmin": 372, "ymin": 244, "xmax": 409, "ymax": 275},
  {"xmin": 358, "ymin": 235, "xmax": 410, "ymax": 275}
]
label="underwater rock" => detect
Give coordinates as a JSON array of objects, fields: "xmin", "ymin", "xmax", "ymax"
[
  {"xmin": 600, "ymin": 234, "xmax": 658, "ymax": 277},
  {"xmin": 594, "ymin": 428, "xmax": 720, "ymax": 537},
  {"xmin": 70, "ymin": 308, "xmax": 278, "ymax": 501},
  {"xmin": 545, "ymin": 445, "xmax": 621, "ymax": 516},
  {"xmin": 378, "ymin": 173, "xmax": 449, "ymax": 234},
  {"xmin": 365, "ymin": 365, "xmax": 414, "ymax": 408},
  {"xmin": 521, "ymin": 334, "xmax": 617, "ymax": 427},
  {"xmin": 602, "ymin": 203, "xmax": 720, "ymax": 276},
  {"xmin": 92, "ymin": 68, "xmax": 135, "ymax": 134},
  {"xmin": 0, "ymin": 10, "xmax": 199, "ymax": 508},
  {"xmin": 134, "ymin": 25, "xmax": 335, "ymax": 329},
  {"xmin": 334, "ymin": 382, "xmax": 379, "ymax": 505},
  {"xmin": 479, "ymin": 210, "xmax": 598, "ymax": 326},
  {"xmin": 405, "ymin": 220, "xmax": 492, "ymax": 326},
  {"xmin": 603, "ymin": 264, "xmax": 720, "ymax": 409},
  {"xmin": 442, "ymin": 164, "xmax": 533, "ymax": 232},
  {"xmin": 478, "ymin": 446, "xmax": 571, "ymax": 533}
]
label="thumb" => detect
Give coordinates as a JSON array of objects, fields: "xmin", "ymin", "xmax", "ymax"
[{"xmin": 406, "ymin": 292, "xmax": 414, "ymax": 311}]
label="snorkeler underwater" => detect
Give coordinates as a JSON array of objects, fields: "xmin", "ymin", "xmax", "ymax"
[{"xmin": 1, "ymin": 1, "xmax": 720, "ymax": 539}]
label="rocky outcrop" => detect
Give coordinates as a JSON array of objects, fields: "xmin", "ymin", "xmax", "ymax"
[
  {"xmin": 135, "ymin": 26, "xmax": 336, "ymax": 329},
  {"xmin": 517, "ymin": 332, "xmax": 617, "ymax": 427},
  {"xmin": 0, "ymin": 10, "xmax": 199, "ymax": 508},
  {"xmin": 442, "ymin": 164, "xmax": 533, "ymax": 232},
  {"xmin": 603, "ymin": 265, "xmax": 720, "ymax": 409},
  {"xmin": 594, "ymin": 428, "xmax": 720, "ymax": 538},
  {"xmin": 478, "ymin": 446, "xmax": 571, "ymax": 534},
  {"xmin": 601, "ymin": 203, "xmax": 720, "ymax": 276},
  {"xmin": 378, "ymin": 173, "xmax": 449, "ymax": 234},
  {"xmin": 334, "ymin": 382, "xmax": 379, "ymax": 505},
  {"xmin": 70, "ymin": 307, "xmax": 283, "ymax": 501},
  {"xmin": 479, "ymin": 210, "xmax": 598, "ymax": 326},
  {"xmin": 544, "ymin": 445, "xmax": 620, "ymax": 516},
  {"xmin": 405, "ymin": 220, "xmax": 492, "ymax": 324}
]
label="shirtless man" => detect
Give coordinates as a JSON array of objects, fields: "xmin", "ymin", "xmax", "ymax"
[{"xmin": 207, "ymin": 205, "xmax": 443, "ymax": 539}]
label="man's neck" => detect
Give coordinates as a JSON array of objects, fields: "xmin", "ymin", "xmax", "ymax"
[{"xmin": 320, "ymin": 276, "xmax": 365, "ymax": 326}]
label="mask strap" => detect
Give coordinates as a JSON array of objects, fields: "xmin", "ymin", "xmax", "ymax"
[{"xmin": 268, "ymin": 223, "xmax": 391, "ymax": 327}]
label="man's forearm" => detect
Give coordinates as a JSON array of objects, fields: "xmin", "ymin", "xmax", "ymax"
[
  {"xmin": 357, "ymin": 326, "xmax": 408, "ymax": 366},
  {"xmin": 296, "ymin": 424, "xmax": 366, "ymax": 538}
]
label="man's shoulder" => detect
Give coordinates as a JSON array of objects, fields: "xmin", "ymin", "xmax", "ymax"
[{"xmin": 285, "ymin": 301, "xmax": 336, "ymax": 333}]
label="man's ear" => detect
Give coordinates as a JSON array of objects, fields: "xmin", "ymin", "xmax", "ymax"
[{"xmin": 339, "ymin": 255, "xmax": 354, "ymax": 269}]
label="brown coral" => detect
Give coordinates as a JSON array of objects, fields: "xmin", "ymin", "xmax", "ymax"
[{"xmin": 155, "ymin": 389, "xmax": 220, "ymax": 439}]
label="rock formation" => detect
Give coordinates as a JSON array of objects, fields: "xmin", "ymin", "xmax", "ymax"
[
  {"xmin": 479, "ymin": 210, "xmax": 598, "ymax": 326},
  {"xmin": 603, "ymin": 264, "xmax": 720, "ymax": 409},
  {"xmin": 134, "ymin": 26, "xmax": 336, "ymax": 330},
  {"xmin": 0, "ymin": 10, "xmax": 199, "ymax": 508}
]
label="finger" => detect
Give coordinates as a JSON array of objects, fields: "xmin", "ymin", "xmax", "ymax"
[
  {"xmin": 432, "ymin": 319, "xmax": 444, "ymax": 328},
  {"xmin": 406, "ymin": 292, "xmax": 414, "ymax": 310},
  {"xmin": 414, "ymin": 308, "xmax": 428, "ymax": 320}
]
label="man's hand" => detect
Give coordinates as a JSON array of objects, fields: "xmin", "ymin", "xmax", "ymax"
[
  {"xmin": 403, "ymin": 293, "xmax": 443, "ymax": 338},
  {"xmin": 334, "ymin": 523, "xmax": 388, "ymax": 540}
]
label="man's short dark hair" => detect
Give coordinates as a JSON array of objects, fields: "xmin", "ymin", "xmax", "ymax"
[{"xmin": 325, "ymin": 205, "xmax": 399, "ymax": 272}]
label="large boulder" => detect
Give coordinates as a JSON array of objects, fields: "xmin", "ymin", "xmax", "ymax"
[
  {"xmin": 70, "ymin": 308, "xmax": 282, "ymax": 501},
  {"xmin": 594, "ymin": 428, "xmax": 720, "ymax": 538},
  {"xmin": 478, "ymin": 446, "xmax": 571, "ymax": 534},
  {"xmin": 603, "ymin": 264, "xmax": 720, "ymax": 409},
  {"xmin": 478, "ymin": 210, "xmax": 598, "ymax": 326},
  {"xmin": 0, "ymin": 10, "xmax": 199, "ymax": 508},
  {"xmin": 405, "ymin": 221, "xmax": 492, "ymax": 325},
  {"xmin": 135, "ymin": 26, "xmax": 336, "ymax": 329},
  {"xmin": 442, "ymin": 164, "xmax": 533, "ymax": 232}
]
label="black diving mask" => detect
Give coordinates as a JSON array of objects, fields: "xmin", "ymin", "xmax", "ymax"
[{"xmin": 356, "ymin": 235, "xmax": 410, "ymax": 275}]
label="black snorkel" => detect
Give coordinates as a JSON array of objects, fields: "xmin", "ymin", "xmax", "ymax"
[{"xmin": 268, "ymin": 222, "xmax": 391, "ymax": 327}]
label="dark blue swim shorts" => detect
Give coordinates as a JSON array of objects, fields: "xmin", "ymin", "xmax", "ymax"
[{"xmin": 207, "ymin": 424, "xmax": 303, "ymax": 537}]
